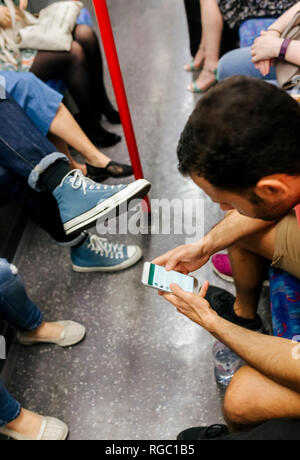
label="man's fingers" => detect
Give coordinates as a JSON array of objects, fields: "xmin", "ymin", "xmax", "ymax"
[
  {"xmin": 152, "ymin": 253, "xmax": 179, "ymax": 271},
  {"xmin": 161, "ymin": 291, "xmax": 182, "ymax": 309},
  {"xmin": 152, "ymin": 253, "xmax": 189, "ymax": 274},
  {"xmin": 199, "ymin": 280, "xmax": 209, "ymax": 298},
  {"xmin": 260, "ymin": 60, "xmax": 270, "ymax": 76},
  {"xmin": 152, "ymin": 254, "xmax": 168, "ymax": 267},
  {"xmin": 170, "ymin": 283, "xmax": 194, "ymax": 303},
  {"xmin": 170, "ymin": 282, "xmax": 211, "ymax": 310}
]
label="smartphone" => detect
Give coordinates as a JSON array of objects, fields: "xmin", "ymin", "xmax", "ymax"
[{"xmin": 141, "ymin": 262, "xmax": 198, "ymax": 294}]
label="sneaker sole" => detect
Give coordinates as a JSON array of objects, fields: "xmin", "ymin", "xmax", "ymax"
[
  {"xmin": 72, "ymin": 247, "xmax": 143, "ymax": 273},
  {"xmin": 64, "ymin": 179, "xmax": 151, "ymax": 235},
  {"xmin": 212, "ymin": 266, "xmax": 270, "ymax": 287}
]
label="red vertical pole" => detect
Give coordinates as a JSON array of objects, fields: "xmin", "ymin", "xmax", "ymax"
[{"xmin": 92, "ymin": 0, "xmax": 150, "ymax": 212}]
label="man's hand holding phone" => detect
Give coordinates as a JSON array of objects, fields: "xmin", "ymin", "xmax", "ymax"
[
  {"xmin": 150, "ymin": 241, "xmax": 219, "ymax": 331},
  {"xmin": 161, "ymin": 281, "xmax": 218, "ymax": 332}
]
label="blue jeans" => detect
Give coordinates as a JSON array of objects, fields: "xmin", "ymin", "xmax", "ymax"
[
  {"xmin": 218, "ymin": 46, "xmax": 277, "ymax": 83},
  {"xmin": 0, "ymin": 166, "xmax": 84, "ymax": 244},
  {"xmin": 0, "ymin": 259, "xmax": 44, "ymax": 426},
  {"xmin": 0, "ymin": 92, "xmax": 67, "ymax": 191},
  {"xmin": 0, "ymin": 92, "xmax": 84, "ymax": 244}
]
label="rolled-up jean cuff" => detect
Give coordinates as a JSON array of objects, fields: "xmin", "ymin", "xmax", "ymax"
[
  {"xmin": 28, "ymin": 152, "xmax": 69, "ymax": 191},
  {"xmin": 0, "ymin": 398, "xmax": 21, "ymax": 427},
  {"xmin": 22, "ymin": 310, "xmax": 44, "ymax": 332}
]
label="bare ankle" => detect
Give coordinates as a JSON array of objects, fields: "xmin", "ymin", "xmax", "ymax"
[
  {"xmin": 233, "ymin": 300, "xmax": 256, "ymax": 320},
  {"xmin": 7, "ymin": 409, "xmax": 43, "ymax": 439},
  {"xmin": 24, "ymin": 322, "xmax": 64, "ymax": 340}
]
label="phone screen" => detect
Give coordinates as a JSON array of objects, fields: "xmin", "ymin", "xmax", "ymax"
[{"xmin": 148, "ymin": 264, "xmax": 194, "ymax": 293}]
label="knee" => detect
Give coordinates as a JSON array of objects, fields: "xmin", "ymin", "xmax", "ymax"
[
  {"xmin": 217, "ymin": 51, "xmax": 235, "ymax": 81},
  {"xmin": 70, "ymin": 41, "xmax": 87, "ymax": 66},
  {"xmin": 223, "ymin": 366, "xmax": 255, "ymax": 426},
  {"xmin": 74, "ymin": 24, "xmax": 97, "ymax": 48},
  {"xmin": 218, "ymin": 48, "xmax": 252, "ymax": 81},
  {"xmin": 0, "ymin": 260, "xmax": 18, "ymax": 287}
]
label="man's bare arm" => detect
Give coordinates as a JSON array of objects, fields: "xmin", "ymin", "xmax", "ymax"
[
  {"xmin": 202, "ymin": 210, "xmax": 276, "ymax": 257},
  {"xmin": 154, "ymin": 210, "xmax": 276, "ymax": 273},
  {"xmin": 213, "ymin": 316, "xmax": 300, "ymax": 394},
  {"xmin": 165, "ymin": 284, "xmax": 300, "ymax": 394}
]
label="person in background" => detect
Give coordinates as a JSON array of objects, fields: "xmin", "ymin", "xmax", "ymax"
[
  {"xmin": 0, "ymin": 0, "xmax": 121, "ymax": 147},
  {"xmin": 186, "ymin": 0, "xmax": 295, "ymax": 93},
  {"xmin": 1, "ymin": 71, "xmax": 133, "ymax": 181},
  {"xmin": 184, "ymin": 0, "xmax": 239, "ymax": 73},
  {"xmin": 218, "ymin": 0, "xmax": 299, "ymax": 83}
]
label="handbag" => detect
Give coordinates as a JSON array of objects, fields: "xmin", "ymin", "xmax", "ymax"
[
  {"xmin": 0, "ymin": 0, "xmax": 83, "ymax": 64},
  {"xmin": 276, "ymin": 10, "xmax": 300, "ymax": 90},
  {"xmin": 19, "ymin": 1, "xmax": 83, "ymax": 51}
]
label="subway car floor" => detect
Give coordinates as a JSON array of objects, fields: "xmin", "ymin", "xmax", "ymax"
[{"xmin": 1, "ymin": 0, "xmax": 270, "ymax": 440}]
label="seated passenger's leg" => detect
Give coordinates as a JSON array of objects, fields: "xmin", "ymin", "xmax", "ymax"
[
  {"xmin": 223, "ymin": 365, "xmax": 300, "ymax": 432},
  {"xmin": 73, "ymin": 24, "xmax": 120, "ymax": 124},
  {"xmin": 0, "ymin": 95, "xmax": 151, "ymax": 235},
  {"xmin": 228, "ymin": 225, "xmax": 275, "ymax": 321},
  {"xmin": 206, "ymin": 223, "xmax": 277, "ymax": 330},
  {"xmin": 16, "ymin": 182, "xmax": 85, "ymax": 245},
  {"xmin": 0, "ymin": 379, "xmax": 21, "ymax": 428},
  {"xmin": 187, "ymin": 0, "xmax": 222, "ymax": 93},
  {"xmin": 0, "ymin": 257, "xmax": 86, "ymax": 344},
  {"xmin": 31, "ymin": 45, "xmax": 122, "ymax": 148},
  {"xmin": 17, "ymin": 183, "xmax": 144, "ymax": 272},
  {"xmin": 218, "ymin": 47, "xmax": 277, "ymax": 82},
  {"xmin": 0, "ymin": 259, "xmax": 43, "ymax": 332},
  {"xmin": 49, "ymin": 103, "xmax": 133, "ymax": 180},
  {"xmin": 0, "ymin": 166, "xmax": 20, "ymax": 207},
  {"xmin": 0, "ymin": 94, "xmax": 68, "ymax": 189},
  {"xmin": 0, "ymin": 73, "xmax": 131, "ymax": 180}
]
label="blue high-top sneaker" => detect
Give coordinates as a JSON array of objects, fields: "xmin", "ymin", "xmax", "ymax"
[
  {"xmin": 52, "ymin": 170, "xmax": 151, "ymax": 235},
  {"xmin": 71, "ymin": 234, "xmax": 143, "ymax": 272}
]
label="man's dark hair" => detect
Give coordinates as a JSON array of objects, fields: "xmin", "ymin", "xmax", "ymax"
[{"xmin": 177, "ymin": 76, "xmax": 300, "ymax": 191}]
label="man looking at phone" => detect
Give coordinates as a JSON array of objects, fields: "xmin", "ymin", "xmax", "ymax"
[{"xmin": 153, "ymin": 77, "xmax": 300, "ymax": 438}]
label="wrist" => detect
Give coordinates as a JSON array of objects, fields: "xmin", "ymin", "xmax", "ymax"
[
  {"xmin": 201, "ymin": 233, "xmax": 218, "ymax": 258},
  {"xmin": 205, "ymin": 311, "xmax": 224, "ymax": 334}
]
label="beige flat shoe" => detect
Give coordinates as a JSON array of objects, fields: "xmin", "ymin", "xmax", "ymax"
[
  {"xmin": 17, "ymin": 321, "xmax": 86, "ymax": 348},
  {"xmin": 0, "ymin": 416, "xmax": 69, "ymax": 441}
]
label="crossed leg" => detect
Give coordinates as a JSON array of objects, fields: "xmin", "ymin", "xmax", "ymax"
[{"xmin": 228, "ymin": 223, "xmax": 276, "ymax": 319}]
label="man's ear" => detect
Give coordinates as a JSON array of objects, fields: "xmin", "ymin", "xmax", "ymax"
[{"xmin": 254, "ymin": 177, "xmax": 289, "ymax": 202}]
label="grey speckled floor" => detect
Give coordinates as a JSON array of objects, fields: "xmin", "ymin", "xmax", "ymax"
[{"xmin": 1, "ymin": 0, "xmax": 271, "ymax": 441}]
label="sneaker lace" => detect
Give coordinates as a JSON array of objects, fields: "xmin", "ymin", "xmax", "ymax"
[
  {"xmin": 60, "ymin": 170, "xmax": 122, "ymax": 195},
  {"xmin": 88, "ymin": 235, "xmax": 125, "ymax": 259}
]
